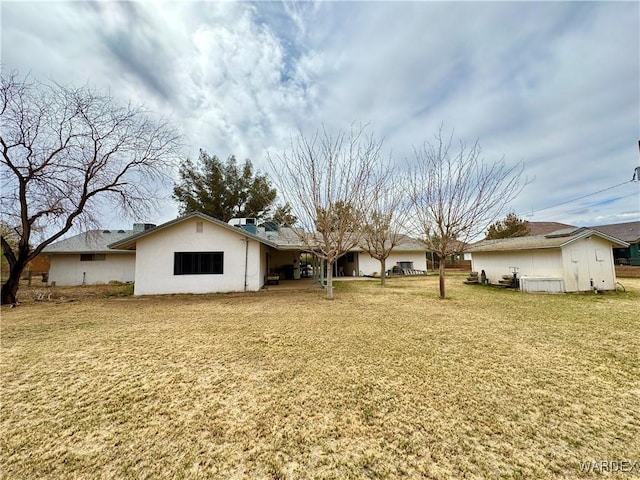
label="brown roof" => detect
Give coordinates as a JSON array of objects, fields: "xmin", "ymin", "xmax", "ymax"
[
  {"xmin": 589, "ymin": 221, "xmax": 640, "ymax": 243},
  {"xmin": 525, "ymin": 221, "xmax": 576, "ymax": 236}
]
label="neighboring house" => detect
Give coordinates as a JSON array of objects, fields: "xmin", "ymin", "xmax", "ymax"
[
  {"xmin": 468, "ymin": 227, "xmax": 628, "ymax": 293},
  {"xmin": 589, "ymin": 221, "xmax": 640, "ymax": 266},
  {"xmin": 43, "ymin": 227, "xmax": 144, "ymax": 286},
  {"xmin": 525, "ymin": 221, "xmax": 576, "ymax": 236}
]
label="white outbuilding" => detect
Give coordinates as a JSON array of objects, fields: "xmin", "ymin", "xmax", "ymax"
[{"xmin": 468, "ymin": 227, "xmax": 628, "ymax": 293}]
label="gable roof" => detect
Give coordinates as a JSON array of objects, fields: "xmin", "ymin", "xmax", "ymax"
[
  {"xmin": 525, "ymin": 221, "xmax": 576, "ymax": 236},
  {"xmin": 469, "ymin": 227, "xmax": 628, "ymax": 253},
  {"xmin": 589, "ymin": 221, "xmax": 640, "ymax": 243},
  {"xmin": 108, "ymin": 212, "xmax": 280, "ymax": 250},
  {"xmin": 45, "ymin": 213, "xmax": 432, "ymax": 254},
  {"xmin": 262, "ymin": 226, "xmax": 308, "ymax": 251},
  {"xmin": 42, "ymin": 229, "xmax": 136, "ymax": 254}
]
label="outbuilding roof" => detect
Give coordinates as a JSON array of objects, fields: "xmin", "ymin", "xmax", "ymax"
[{"xmin": 468, "ymin": 227, "xmax": 628, "ymax": 253}]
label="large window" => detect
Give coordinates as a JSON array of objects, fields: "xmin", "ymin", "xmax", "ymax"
[{"xmin": 174, "ymin": 252, "xmax": 224, "ymax": 275}]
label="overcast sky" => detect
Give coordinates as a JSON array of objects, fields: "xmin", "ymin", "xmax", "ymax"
[{"xmin": 2, "ymin": 0, "xmax": 639, "ymax": 230}]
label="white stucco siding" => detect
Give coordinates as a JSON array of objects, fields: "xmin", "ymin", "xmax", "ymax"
[
  {"xmin": 471, "ymin": 249, "xmax": 564, "ymax": 286},
  {"xmin": 48, "ymin": 253, "xmax": 135, "ymax": 286},
  {"xmin": 357, "ymin": 251, "xmax": 427, "ymax": 276},
  {"xmin": 133, "ymin": 219, "xmax": 263, "ymax": 295},
  {"xmin": 561, "ymin": 236, "xmax": 617, "ymax": 292}
]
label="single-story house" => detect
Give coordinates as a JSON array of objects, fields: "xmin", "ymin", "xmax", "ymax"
[
  {"xmin": 106, "ymin": 214, "xmax": 300, "ymax": 295},
  {"xmin": 43, "ymin": 212, "xmax": 429, "ymax": 295},
  {"xmin": 589, "ymin": 221, "xmax": 640, "ymax": 266},
  {"xmin": 468, "ymin": 227, "xmax": 628, "ymax": 293}
]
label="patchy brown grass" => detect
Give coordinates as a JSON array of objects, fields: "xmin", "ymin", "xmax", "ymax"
[{"xmin": 1, "ymin": 275, "xmax": 639, "ymax": 479}]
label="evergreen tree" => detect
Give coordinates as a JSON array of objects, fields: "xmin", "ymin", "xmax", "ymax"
[
  {"xmin": 271, "ymin": 203, "xmax": 297, "ymax": 227},
  {"xmin": 173, "ymin": 150, "xmax": 277, "ymax": 222},
  {"xmin": 485, "ymin": 212, "xmax": 530, "ymax": 239}
]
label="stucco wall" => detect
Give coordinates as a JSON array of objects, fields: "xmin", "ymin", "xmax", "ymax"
[
  {"xmin": 471, "ymin": 249, "xmax": 564, "ymax": 286},
  {"xmin": 561, "ymin": 236, "xmax": 617, "ymax": 291},
  {"xmin": 357, "ymin": 251, "xmax": 427, "ymax": 276},
  {"xmin": 134, "ymin": 219, "xmax": 263, "ymax": 295},
  {"xmin": 48, "ymin": 253, "xmax": 135, "ymax": 286}
]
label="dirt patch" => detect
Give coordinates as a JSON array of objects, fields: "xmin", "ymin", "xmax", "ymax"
[{"xmin": 11, "ymin": 281, "xmax": 133, "ymax": 305}]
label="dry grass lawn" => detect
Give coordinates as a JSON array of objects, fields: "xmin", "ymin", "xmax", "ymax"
[{"xmin": 1, "ymin": 275, "xmax": 639, "ymax": 479}]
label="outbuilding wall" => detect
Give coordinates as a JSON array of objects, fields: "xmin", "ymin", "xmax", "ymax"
[
  {"xmin": 561, "ymin": 236, "xmax": 617, "ymax": 291},
  {"xmin": 47, "ymin": 253, "xmax": 135, "ymax": 286},
  {"xmin": 133, "ymin": 218, "xmax": 263, "ymax": 295},
  {"xmin": 471, "ymin": 249, "xmax": 564, "ymax": 286}
]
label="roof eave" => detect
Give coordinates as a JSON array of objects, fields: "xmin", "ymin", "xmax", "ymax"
[
  {"xmin": 107, "ymin": 212, "xmax": 280, "ymax": 250},
  {"xmin": 559, "ymin": 230, "xmax": 629, "ymax": 248},
  {"xmin": 469, "ymin": 244, "xmax": 561, "ymax": 253}
]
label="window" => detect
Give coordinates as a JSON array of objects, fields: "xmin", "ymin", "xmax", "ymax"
[
  {"xmin": 196, "ymin": 221, "xmax": 203, "ymax": 233},
  {"xmin": 80, "ymin": 254, "xmax": 106, "ymax": 261},
  {"xmin": 174, "ymin": 252, "xmax": 223, "ymax": 275}
]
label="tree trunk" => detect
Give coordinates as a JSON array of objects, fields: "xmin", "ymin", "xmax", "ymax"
[
  {"xmin": 1, "ymin": 258, "xmax": 27, "ymax": 305},
  {"xmin": 326, "ymin": 259, "xmax": 334, "ymax": 299},
  {"xmin": 380, "ymin": 258, "xmax": 386, "ymax": 286},
  {"xmin": 438, "ymin": 260, "xmax": 446, "ymax": 299}
]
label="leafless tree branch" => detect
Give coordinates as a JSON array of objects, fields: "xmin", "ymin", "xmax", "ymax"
[
  {"xmin": 0, "ymin": 71, "xmax": 182, "ymax": 304},
  {"xmin": 267, "ymin": 124, "xmax": 383, "ymax": 299},
  {"xmin": 408, "ymin": 126, "xmax": 526, "ymax": 298}
]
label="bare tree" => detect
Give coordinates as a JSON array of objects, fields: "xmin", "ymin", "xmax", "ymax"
[
  {"xmin": 408, "ymin": 127, "xmax": 525, "ymax": 299},
  {"xmin": 267, "ymin": 125, "xmax": 381, "ymax": 299},
  {"xmin": 0, "ymin": 72, "xmax": 181, "ymax": 305},
  {"xmin": 359, "ymin": 161, "xmax": 411, "ymax": 285}
]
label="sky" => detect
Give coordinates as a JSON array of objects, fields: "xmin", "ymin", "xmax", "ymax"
[{"xmin": 2, "ymin": 0, "xmax": 639, "ymax": 231}]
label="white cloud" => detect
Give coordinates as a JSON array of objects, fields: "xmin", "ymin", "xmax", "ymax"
[{"xmin": 1, "ymin": 0, "xmax": 638, "ymax": 228}]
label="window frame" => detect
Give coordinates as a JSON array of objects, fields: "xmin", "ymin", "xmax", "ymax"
[
  {"xmin": 174, "ymin": 252, "xmax": 224, "ymax": 275},
  {"xmin": 80, "ymin": 253, "xmax": 106, "ymax": 262}
]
